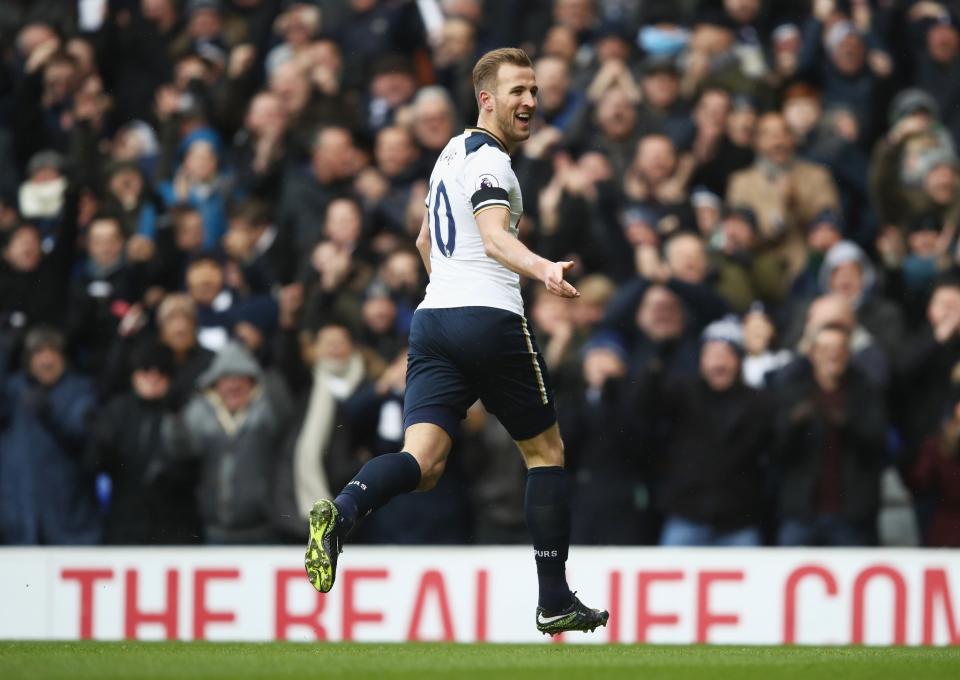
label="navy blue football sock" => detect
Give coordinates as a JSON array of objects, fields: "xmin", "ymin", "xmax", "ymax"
[
  {"xmin": 525, "ymin": 466, "xmax": 573, "ymax": 612},
  {"xmin": 334, "ymin": 451, "xmax": 422, "ymax": 535}
]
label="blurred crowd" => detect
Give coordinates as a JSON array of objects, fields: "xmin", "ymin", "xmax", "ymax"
[{"xmin": 1, "ymin": 0, "xmax": 960, "ymax": 548}]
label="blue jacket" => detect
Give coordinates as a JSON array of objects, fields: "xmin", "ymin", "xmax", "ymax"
[{"xmin": 0, "ymin": 371, "xmax": 100, "ymax": 544}]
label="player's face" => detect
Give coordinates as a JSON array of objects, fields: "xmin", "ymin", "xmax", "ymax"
[{"xmin": 491, "ymin": 63, "xmax": 538, "ymax": 146}]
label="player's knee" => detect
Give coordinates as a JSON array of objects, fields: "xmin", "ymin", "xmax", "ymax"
[{"xmin": 416, "ymin": 456, "xmax": 446, "ymax": 491}]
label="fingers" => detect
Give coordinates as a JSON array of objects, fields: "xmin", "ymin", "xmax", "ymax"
[
  {"xmin": 547, "ymin": 278, "xmax": 579, "ymax": 298},
  {"xmin": 560, "ymin": 260, "xmax": 575, "ymax": 271}
]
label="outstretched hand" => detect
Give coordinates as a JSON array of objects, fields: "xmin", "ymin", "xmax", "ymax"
[{"xmin": 542, "ymin": 260, "xmax": 579, "ymax": 299}]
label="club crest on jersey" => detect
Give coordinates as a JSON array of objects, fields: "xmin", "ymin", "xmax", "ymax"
[{"xmin": 477, "ymin": 174, "xmax": 499, "ymax": 191}]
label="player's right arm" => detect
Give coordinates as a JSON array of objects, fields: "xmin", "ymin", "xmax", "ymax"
[
  {"xmin": 476, "ymin": 206, "xmax": 579, "ymax": 298},
  {"xmin": 415, "ymin": 212, "xmax": 431, "ymax": 275}
]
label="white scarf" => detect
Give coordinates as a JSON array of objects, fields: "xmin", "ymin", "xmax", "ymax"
[{"xmin": 293, "ymin": 353, "xmax": 365, "ymax": 519}]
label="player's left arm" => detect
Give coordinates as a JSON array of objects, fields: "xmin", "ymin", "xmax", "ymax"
[
  {"xmin": 476, "ymin": 207, "xmax": 578, "ymax": 298},
  {"xmin": 415, "ymin": 212, "xmax": 431, "ymax": 275}
]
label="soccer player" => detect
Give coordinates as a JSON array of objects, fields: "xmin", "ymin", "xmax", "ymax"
[{"xmin": 305, "ymin": 48, "xmax": 609, "ymax": 635}]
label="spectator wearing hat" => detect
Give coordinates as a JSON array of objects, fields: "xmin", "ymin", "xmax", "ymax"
[
  {"xmin": 98, "ymin": 291, "xmax": 216, "ymax": 407},
  {"xmin": 158, "ymin": 130, "xmax": 231, "ymax": 250},
  {"xmin": 711, "ymin": 205, "xmax": 790, "ymax": 312},
  {"xmin": 727, "ymin": 112, "xmax": 841, "ymax": 280},
  {"xmin": 0, "ymin": 326, "xmax": 100, "ymax": 544},
  {"xmin": 634, "ymin": 56, "xmax": 693, "ymax": 149},
  {"xmin": 558, "ymin": 331, "xmax": 650, "ymax": 544},
  {"xmin": 87, "ymin": 342, "xmax": 201, "ymax": 544},
  {"xmin": 19, "ymin": 150, "xmax": 68, "ymax": 234},
  {"xmin": 879, "ymin": 212, "xmax": 956, "ymax": 327},
  {"xmin": 773, "ymin": 322, "xmax": 887, "ymax": 546},
  {"xmin": 908, "ymin": 6, "xmax": 960, "ymax": 147},
  {"xmin": 102, "ymin": 160, "xmax": 161, "ymax": 240},
  {"xmin": 0, "ymin": 187, "xmax": 80, "ymax": 345},
  {"xmin": 639, "ymin": 316, "xmax": 771, "ymax": 546},
  {"xmin": 164, "ymin": 341, "xmax": 291, "ymax": 544},
  {"xmin": 868, "ymin": 88, "xmax": 955, "ymax": 231},
  {"xmin": 790, "ymin": 209, "xmax": 845, "ymax": 300}
]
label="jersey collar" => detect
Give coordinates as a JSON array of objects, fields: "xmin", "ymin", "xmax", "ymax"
[{"xmin": 464, "ymin": 126, "xmax": 508, "ymax": 153}]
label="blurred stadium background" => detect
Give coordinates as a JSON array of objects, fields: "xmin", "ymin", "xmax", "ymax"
[{"xmin": 0, "ymin": 0, "xmax": 959, "ymax": 673}]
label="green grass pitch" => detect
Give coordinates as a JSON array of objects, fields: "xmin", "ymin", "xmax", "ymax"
[{"xmin": 1, "ymin": 642, "xmax": 959, "ymax": 679}]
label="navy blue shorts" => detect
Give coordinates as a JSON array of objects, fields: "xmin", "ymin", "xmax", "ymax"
[{"xmin": 404, "ymin": 306, "xmax": 557, "ymax": 441}]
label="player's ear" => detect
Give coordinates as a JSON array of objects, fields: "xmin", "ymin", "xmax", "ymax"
[{"xmin": 478, "ymin": 89, "xmax": 494, "ymax": 112}]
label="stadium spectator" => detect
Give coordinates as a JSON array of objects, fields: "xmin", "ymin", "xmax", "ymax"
[
  {"xmin": 0, "ymin": 326, "xmax": 100, "ymax": 544},
  {"xmin": 164, "ymin": 341, "xmax": 291, "ymax": 544},
  {"xmin": 906, "ymin": 385, "xmax": 960, "ymax": 547},
  {"xmin": 644, "ymin": 317, "xmax": 771, "ymax": 546},
  {"xmin": 773, "ymin": 322, "xmax": 887, "ymax": 546},
  {"xmin": 3, "ymin": 0, "xmax": 960, "ymax": 549},
  {"xmin": 727, "ymin": 112, "xmax": 841, "ymax": 278},
  {"xmin": 87, "ymin": 342, "xmax": 200, "ymax": 544}
]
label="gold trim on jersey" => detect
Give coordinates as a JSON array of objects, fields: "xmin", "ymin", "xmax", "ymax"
[{"xmin": 520, "ymin": 317, "xmax": 549, "ymax": 405}]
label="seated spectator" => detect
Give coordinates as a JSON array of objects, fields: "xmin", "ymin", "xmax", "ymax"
[
  {"xmin": 774, "ymin": 322, "xmax": 886, "ymax": 546},
  {"xmin": 0, "ymin": 327, "xmax": 99, "ymax": 544},
  {"xmin": 727, "ymin": 112, "xmax": 840, "ymax": 280},
  {"xmin": 87, "ymin": 343, "xmax": 200, "ymax": 544},
  {"xmin": 642, "ymin": 317, "xmax": 771, "ymax": 546},
  {"xmin": 164, "ymin": 341, "xmax": 291, "ymax": 544}
]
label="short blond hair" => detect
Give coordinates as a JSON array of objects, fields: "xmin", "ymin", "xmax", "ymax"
[{"xmin": 472, "ymin": 47, "xmax": 533, "ymax": 102}]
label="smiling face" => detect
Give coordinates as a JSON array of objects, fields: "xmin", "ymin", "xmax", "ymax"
[{"xmin": 480, "ymin": 62, "xmax": 537, "ymax": 150}]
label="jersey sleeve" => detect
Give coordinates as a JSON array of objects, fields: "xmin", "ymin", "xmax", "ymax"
[{"xmin": 463, "ymin": 146, "xmax": 513, "ymax": 217}]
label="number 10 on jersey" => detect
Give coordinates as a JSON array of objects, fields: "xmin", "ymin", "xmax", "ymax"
[{"xmin": 430, "ymin": 180, "xmax": 456, "ymax": 257}]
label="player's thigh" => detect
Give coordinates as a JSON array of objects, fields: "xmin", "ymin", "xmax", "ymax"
[
  {"xmin": 474, "ymin": 313, "xmax": 560, "ymax": 456},
  {"xmin": 404, "ymin": 309, "xmax": 478, "ymax": 453}
]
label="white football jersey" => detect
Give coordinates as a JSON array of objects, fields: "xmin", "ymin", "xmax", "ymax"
[{"xmin": 418, "ymin": 127, "xmax": 524, "ymax": 316}]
